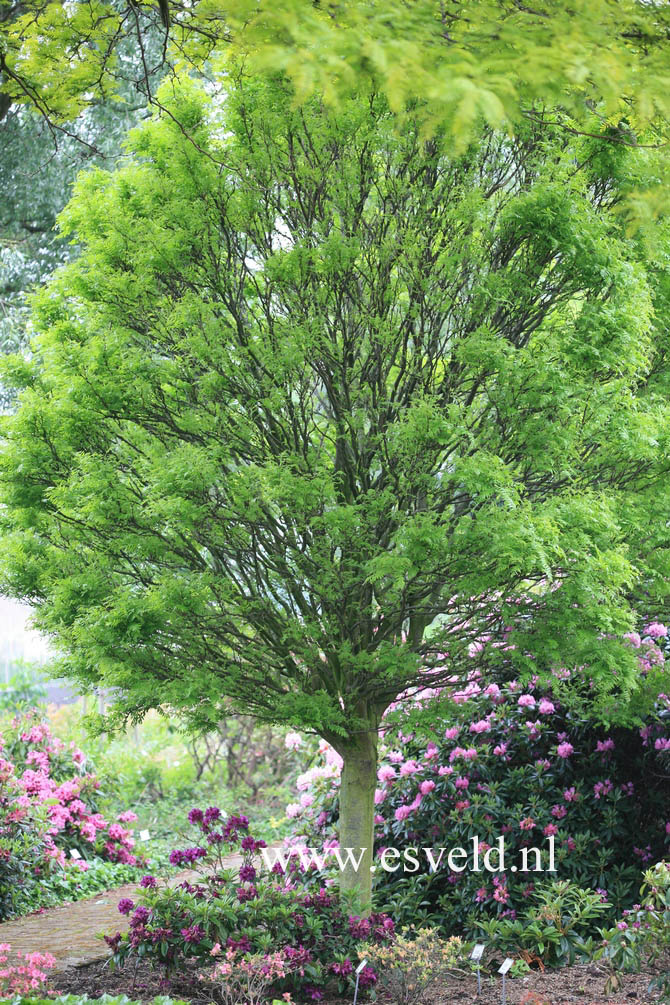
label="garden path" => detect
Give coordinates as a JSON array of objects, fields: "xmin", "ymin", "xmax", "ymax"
[{"xmin": 0, "ymin": 848, "xmax": 252, "ymax": 972}]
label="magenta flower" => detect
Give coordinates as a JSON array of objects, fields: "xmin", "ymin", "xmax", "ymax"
[
  {"xmin": 117, "ymin": 898, "xmax": 134, "ymax": 915},
  {"xmin": 518, "ymin": 694, "xmax": 536, "ymax": 708},
  {"xmin": 557, "ymin": 742, "xmax": 574, "ymax": 758}
]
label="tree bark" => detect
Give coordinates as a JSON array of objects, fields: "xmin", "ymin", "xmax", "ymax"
[{"xmin": 338, "ymin": 726, "xmax": 378, "ymax": 913}]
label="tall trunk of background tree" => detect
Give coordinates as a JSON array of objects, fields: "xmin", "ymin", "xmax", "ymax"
[{"xmin": 337, "ymin": 725, "xmax": 379, "ymax": 913}]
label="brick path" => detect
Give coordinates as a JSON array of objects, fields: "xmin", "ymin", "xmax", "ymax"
[{"xmin": 0, "ymin": 852, "xmax": 247, "ymax": 972}]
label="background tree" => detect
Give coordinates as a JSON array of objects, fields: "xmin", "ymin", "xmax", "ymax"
[
  {"xmin": 2, "ymin": 1, "xmax": 670, "ymax": 221},
  {"xmin": 1, "ymin": 73, "xmax": 670, "ymax": 907},
  {"xmin": 0, "ymin": 39, "xmax": 162, "ymax": 402}
]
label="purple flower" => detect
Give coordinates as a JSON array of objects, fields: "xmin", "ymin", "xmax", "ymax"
[
  {"xmin": 140, "ymin": 875, "xmax": 157, "ymax": 888},
  {"xmin": 239, "ymin": 864, "xmax": 257, "ymax": 883},
  {"xmin": 180, "ymin": 924, "xmax": 205, "ymax": 943},
  {"xmin": 557, "ymin": 742, "xmax": 574, "ymax": 758},
  {"xmin": 131, "ymin": 906, "xmax": 150, "ymax": 926},
  {"xmin": 188, "ymin": 808, "xmax": 204, "ymax": 825},
  {"xmin": 236, "ymin": 884, "xmax": 258, "ymax": 902},
  {"xmin": 226, "ymin": 934, "xmax": 252, "ymax": 953},
  {"xmin": 118, "ymin": 898, "xmax": 134, "ymax": 915}
]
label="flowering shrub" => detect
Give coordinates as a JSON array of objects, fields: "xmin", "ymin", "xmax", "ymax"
[
  {"xmin": 288, "ymin": 624, "xmax": 670, "ymax": 942},
  {"xmin": 476, "ymin": 880, "xmax": 611, "ymax": 967},
  {"xmin": 0, "ymin": 710, "xmax": 144, "ymax": 919},
  {"xmin": 358, "ymin": 928, "xmax": 465, "ymax": 1005},
  {"xmin": 202, "ymin": 948, "xmax": 296, "ymax": 1005},
  {"xmin": 0, "ymin": 943, "xmax": 57, "ymax": 997},
  {"xmin": 107, "ymin": 806, "xmax": 394, "ymax": 1001},
  {"xmin": 598, "ymin": 861, "xmax": 670, "ymax": 999}
]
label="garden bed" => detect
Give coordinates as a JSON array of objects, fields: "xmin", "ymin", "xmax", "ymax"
[{"xmin": 53, "ymin": 954, "xmax": 668, "ymax": 1005}]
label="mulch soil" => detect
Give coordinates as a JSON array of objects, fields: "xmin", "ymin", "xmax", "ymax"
[{"xmin": 54, "ymin": 954, "xmax": 669, "ymax": 1005}]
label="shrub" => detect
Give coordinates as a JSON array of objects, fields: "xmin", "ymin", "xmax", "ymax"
[
  {"xmin": 201, "ymin": 949, "xmax": 296, "ymax": 1005},
  {"xmin": 357, "ymin": 928, "xmax": 465, "ymax": 1005},
  {"xmin": 107, "ymin": 806, "xmax": 392, "ymax": 1001},
  {"xmin": 0, "ymin": 943, "xmax": 57, "ymax": 997},
  {"xmin": 287, "ymin": 623, "xmax": 670, "ymax": 942},
  {"xmin": 0, "ymin": 710, "xmax": 144, "ymax": 919},
  {"xmin": 476, "ymin": 880, "xmax": 611, "ymax": 966},
  {"xmin": 598, "ymin": 860, "xmax": 670, "ymax": 999}
]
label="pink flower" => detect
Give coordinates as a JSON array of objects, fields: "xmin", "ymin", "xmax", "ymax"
[
  {"xmin": 655, "ymin": 738, "xmax": 670, "ymax": 752},
  {"xmin": 563, "ymin": 787, "xmax": 578, "ymax": 802},
  {"xmin": 420, "ymin": 780, "xmax": 436, "ymax": 795},
  {"xmin": 444, "ymin": 727, "xmax": 460, "ymax": 740},
  {"xmin": 374, "ymin": 789, "xmax": 386, "ymax": 805},
  {"xmin": 395, "ymin": 805, "xmax": 411, "ymax": 822},
  {"xmin": 484, "ymin": 683, "xmax": 502, "ymax": 701},
  {"xmin": 438, "ymin": 766, "xmax": 453, "ymax": 776},
  {"xmin": 520, "ymin": 817, "xmax": 534, "ymax": 831},
  {"xmin": 454, "ymin": 776, "xmax": 469, "ymax": 790},
  {"xmin": 399, "ymin": 760, "xmax": 420, "ymax": 776},
  {"xmin": 623, "ymin": 632, "xmax": 641, "ymax": 649},
  {"xmin": 285, "ymin": 732, "xmax": 302, "ymax": 750},
  {"xmin": 596, "ymin": 738, "xmax": 615, "ymax": 754},
  {"xmin": 644, "ymin": 622, "xmax": 668, "ymax": 639},
  {"xmin": 538, "ymin": 699, "xmax": 555, "ymax": 715},
  {"xmin": 551, "ymin": 805, "xmax": 567, "ymax": 819},
  {"xmin": 556, "ymin": 742, "xmax": 574, "ymax": 759},
  {"xmin": 424, "ymin": 742, "xmax": 439, "ymax": 761},
  {"xmin": 518, "ymin": 694, "xmax": 536, "ymax": 709},
  {"xmin": 377, "ymin": 765, "xmax": 396, "ymax": 783},
  {"xmin": 493, "ymin": 743, "xmax": 508, "ymax": 756},
  {"xmin": 544, "ymin": 824, "xmax": 558, "ymax": 836},
  {"xmin": 469, "ymin": 719, "xmax": 491, "ymax": 734},
  {"xmin": 117, "ymin": 810, "xmax": 138, "ymax": 823}
]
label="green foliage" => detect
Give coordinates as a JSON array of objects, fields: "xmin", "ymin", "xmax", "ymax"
[
  {"xmin": 0, "ymin": 665, "xmax": 46, "ymax": 713},
  {"xmin": 477, "ymin": 881, "xmax": 611, "ymax": 968},
  {"xmin": 598, "ymin": 861, "xmax": 670, "ymax": 1000},
  {"xmin": 3, "ymin": 2, "xmax": 670, "ymax": 224},
  {"xmin": 358, "ymin": 927, "xmax": 465, "ymax": 1005},
  {"xmin": 3, "ymin": 71, "xmax": 670, "ymax": 903}
]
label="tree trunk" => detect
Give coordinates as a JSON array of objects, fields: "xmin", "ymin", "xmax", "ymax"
[{"xmin": 338, "ymin": 727, "xmax": 378, "ymax": 914}]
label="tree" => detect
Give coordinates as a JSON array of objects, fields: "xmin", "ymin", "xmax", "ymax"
[
  {"xmin": 1, "ymin": 73, "xmax": 670, "ymax": 907},
  {"xmin": 0, "ymin": 37, "xmax": 162, "ymax": 395},
  {"xmin": 2, "ymin": 3, "xmax": 670, "ymax": 184}
]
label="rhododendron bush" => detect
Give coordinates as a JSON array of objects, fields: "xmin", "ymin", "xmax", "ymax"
[
  {"xmin": 0, "ymin": 710, "xmax": 143, "ymax": 919},
  {"xmin": 106, "ymin": 807, "xmax": 389, "ymax": 1002},
  {"xmin": 287, "ymin": 625, "xmax": 670, "ymax": 937}
]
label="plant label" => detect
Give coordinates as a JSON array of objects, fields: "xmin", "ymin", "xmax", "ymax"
[
  {"xmin": 70, "ymin": 848, "xmax": 81, "ymax": 860},
  {"xmin": 471, "ymin": 944, "xmax": 485, "ymax": 961},
  {"xmin": 498, "ymin": 958, "xmax": 513, "ymax": 975},
  {"xmin": 139, "ymin": 829, "xmax": 150, "ymax": 841},
  {"xmin": 355, "ymin": 959, "xmax": 368, "ymax": 975}
]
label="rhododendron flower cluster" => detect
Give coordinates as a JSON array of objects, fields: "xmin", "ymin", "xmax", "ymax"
[
  {"xmin": 287, "ymin": 623, "xmax": 670, "ymax": 937},
  {"xmin": 0, "ymin": 943, "xmax": 57, "ymax": 997},
  {"xmin": 0, "ymin": 710, "xmax": 143, "ymax": 919},
  {"xmin": 107, "ymin": 806, "xmax": 394, "ymax": 1000}
]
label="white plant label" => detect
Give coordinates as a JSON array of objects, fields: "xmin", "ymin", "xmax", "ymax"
[
  {"xmin": 471, "ymin": 944, "xmax": 485, "ymax": 961},
  {"xmin": 70, "ymin": 848, "xmax": 81, "ymax": 860},
  {"xmin": 355, "ymin": 959, "xmax": 368, "ymax": 975},
  {"xmin": 139, "ymin": 829, "xmax": 151, "ymax": 841},
  {"xmin": 498, "ymin": 958, "xmax": 514, "ymax": 975}
]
